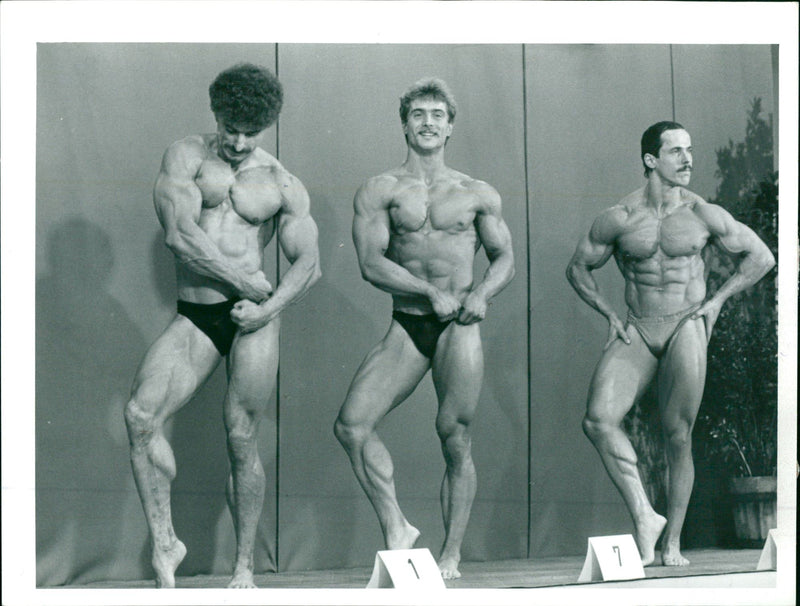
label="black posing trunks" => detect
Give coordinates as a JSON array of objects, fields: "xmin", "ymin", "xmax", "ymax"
[
  {"xmin": 177, "ymin": 299, "xmax": 239, "ymax": 356},
  {"xmin": 392, "ymin": 310, "xmax": 452, "ymax": 359}
]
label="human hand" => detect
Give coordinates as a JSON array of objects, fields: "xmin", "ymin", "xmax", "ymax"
[
  {"xmin": 457, "ymin": 291, "xmax": 488, "ymax": 325},
  {"xmin": 604, "ymin": 314, "xmax": 630, "ymax": 350},
  {"xmin": 231, "ymin": 299, "xmax": 269, "ymax": 333},
  {"xmin": 429, "ymin": 289, "xmax": 462, "ymax": 322},
  {"xmin": 241, "ymin": 270, "xmax": 273, "ymax": 302},
  {"xmin": 691, "ymin": 300, "xmax": 722, "ymax": 343}
]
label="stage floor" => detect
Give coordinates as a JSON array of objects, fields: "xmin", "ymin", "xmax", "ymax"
[{"xmin": 75, "ymin": 548, "xmax": 772, "ymax": 590}]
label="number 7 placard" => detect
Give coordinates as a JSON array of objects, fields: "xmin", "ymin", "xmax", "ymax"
[
  {"xmin": 578, "ymin": 534, "xmax": 645, "ymax": 582},
  {"xmin": 366, "ymin": 548, "xmax": 446, "ymax": 589}
]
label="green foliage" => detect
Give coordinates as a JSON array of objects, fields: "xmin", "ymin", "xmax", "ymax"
[
  {"xmin": 712, "ymin": 98, "xmax": 775, "ymax": 207},
  {"xmin": 697, "ymin": 98, "xmax": 778, "ymax": 477}
]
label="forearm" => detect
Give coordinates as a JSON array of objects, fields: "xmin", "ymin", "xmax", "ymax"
[
  {"xmin": 707, "ymin": 249, "xmax": 776, "ymax": 306},
  {"xmin": 258, "ymin": 254, "xmax": 321, "ymax": 321},
  {"xmin": 361, "ymin": 256, "xmax": 437, "ymax": 300},
  {"xmin": 166, "ymin": 226, "xmax": 251, "ymax": 294},
  {"xmin": 566, "ymin": 262, "xmax": 619, "ymax": 320},
  {"xmin": 471, "ymin": 252, "xmax": 515, "ymax": 301}
]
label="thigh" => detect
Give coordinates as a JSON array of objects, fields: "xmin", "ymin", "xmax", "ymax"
[
  {"xmin": 657, "ymin": 317, "xmax": 707, "ymax": 429},
  {"xmin": 131, "ymin": 315, "xmax": 221, "ymax": 420},
  {"xmin": 431, "ymin": 322, "xmax": 483, "ymax": 425},
  {"xmin": 586, "ymin": 325, "xmax": 658, "ymax": 425},
  {"xmin": 225, "ymin": 317, "xmax": 280, "ymax": 414},
  {"xmin": 338, "ymin": 320, "xmax": 431, "ymax": 429}
]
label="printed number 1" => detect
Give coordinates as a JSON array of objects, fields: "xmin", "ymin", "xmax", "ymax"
[
  {"xmin": 612, "ymin": 545, "xmax": 622, "ymax": 566},
  {"xmin": 408, "ymin": 559, "xmax": 420, "ymax": 579}
]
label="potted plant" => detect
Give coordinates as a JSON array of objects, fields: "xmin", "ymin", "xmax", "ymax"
[{"xmin": 697, "ymin": 98, "xmax": 778, "ymax": 547}]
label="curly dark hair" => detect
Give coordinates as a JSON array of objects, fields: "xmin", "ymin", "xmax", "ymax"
[
  {"xmin": 399, "ymin": 77, "xmax": 457, "ymax": 125},
  {"xmin": 209, "ymin": 63, "xmax": 283, "ymax": 130}
]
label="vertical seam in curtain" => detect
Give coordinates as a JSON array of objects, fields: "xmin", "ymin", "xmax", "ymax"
[
  {"xmin": 274, "ymin": 42, "xmax": 282, "ymax": 573},
  {"xmin": 670, "ymin": 45, "xmax": 677, "ymax": 121},
  {"xmin": 521, "ymin": 43, "xmax": 533, "ymax": 560}
]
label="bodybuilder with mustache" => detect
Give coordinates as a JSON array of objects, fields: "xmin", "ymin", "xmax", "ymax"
[
  {"xmin": 334, "ymin": 77, "xmax": 515, "ymax": 580},
  {"xmin": 566, "ymin": 121, "xmax": 774, "ymax": 567}
]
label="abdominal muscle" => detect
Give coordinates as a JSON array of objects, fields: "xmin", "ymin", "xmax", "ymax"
[
  {"xmin": 389, "ymin": 229, "xmax": 477, "ymax": 315},
  {"xmin": 621, "ymin": 253, "xmax": 707, "ymax": 317},
  {"xmin": 175, "ymin": 203, "xmax": 268, "ymax": 305}
]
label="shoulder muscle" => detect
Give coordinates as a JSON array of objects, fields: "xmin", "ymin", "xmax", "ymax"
[
  {"xmin": 160, "ymin": 136, "xmax": 205, "ymax": 178},
  {"xmin": 277, "ymin": 169, "xmax": 311, "ymax": 218},
  {"xmin": 468, "ymin": 179, "xmax": 502, "ymax": 215},
  {"xmin": 589, "ymin": 205, "xmax": 627, "ymax": 245},
  {"xmin": 354, "ymin": 174, "xmax": 395, "ymax": 216}
]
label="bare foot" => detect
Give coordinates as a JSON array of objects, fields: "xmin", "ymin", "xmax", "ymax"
[
  {"xmin": 386, "ymin": 522, "xmax": 420, "ymax": 550},
  {"xmin": 633, "ymin": 513, "xmax": 667, "ymax": 566},
  {"xmin": 227, "ymin": 568, "xmax": 257, "ymax": 588},
  {"xmin": 438, "ymin": 555, "xmax": 461, "ymax": 580},
  {"xmin": 152, "ymin": 540, "xmax": 186, "ymax": 588},
  {"xmin": 661, "ymin": 539, "xmax": 690, "ymax": 566}
]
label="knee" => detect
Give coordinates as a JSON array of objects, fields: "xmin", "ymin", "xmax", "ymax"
[
  {"xmin": 435, "ymin": 412, "xmax": 458, "ymax": 443},
  {"xmin": 581, "ymin": 415, "xmax": 600, "ymax": 440},
  {"xmin": 582, "ymin": 414, "xmax": 613, "ymax": 443},
  {"xmin": 436, "ymin": 416, "xmax": 471, "ymax": 460},
  {"xmin": 664, "ymin": 423, "xmax": 693, "ymax": 452},
  {"xmin": 225, "ymin": 410, "xmax": 261, "ymax": 452},
  {"xmin": 334, "ymin": 416, "xmax": 367, "ymax": 451}
]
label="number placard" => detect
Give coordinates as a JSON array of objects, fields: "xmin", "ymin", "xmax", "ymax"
[
  {"xmin": 756, "ymin": 528, "xmax": 778, "ymax": 571},
  {"xmin": 366, "ymin": 548, "xmax": 446, "ymax": 589},
  {"xmin": 577, "ymin": 534, "xmax": 645, "ymax": 583}
]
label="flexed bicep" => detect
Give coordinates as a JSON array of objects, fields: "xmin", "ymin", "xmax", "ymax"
[
  {"xmin": 267, "ymin": 174, "xmax": 321, "ymax": 312},
  {"xmin": 474, "ymin": 187, "xmax": 513, "ymax": 263},
  {"xmin": 350, "ymin": 177, "xmax": 440, "ymax": 302},
  {"xmin": 566, "ymin": 232, "xmax": 613, "ymax": 294},
  {"xmin": 353, "ymin": 183, "xmax": 391, "ymax": 259},
  {"xmin": 566, "ymin": 207, "xmax": 627, "ymax": 328},
  {"xmin": 469, "ymin": 183, "xmax": 515, "ymax": 306},
  {"xmin": 277, "ymin": 176, "xmax": 320, "ymax": 264},
  {"xmin": 696, "ymin": 201, "xmax": 776, "ymax": 305},
  {"xmin": 153, "ymin": 141, "xmax": 204, "ymax": 240}
]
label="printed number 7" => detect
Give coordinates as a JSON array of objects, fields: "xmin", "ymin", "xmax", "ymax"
[
  {"xmin": 408, "ymin": 559, "xmax": 419, "ymax": 579},
  {"xmin": 612, "ymin": 545, "xmax": 622, "ymax": 566}
]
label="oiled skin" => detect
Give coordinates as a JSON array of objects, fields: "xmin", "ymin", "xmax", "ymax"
[
  {"xmin": 125, "ymin": 123, "xmax": 320, "ymax": 588},
  {"xmin": 566, "ymin": 128, "xmax": 775, "ymax": 567}
]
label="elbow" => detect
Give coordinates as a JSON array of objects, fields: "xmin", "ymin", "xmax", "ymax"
[
  {"xmin": 359, "ymin": 266, "xmax": 374, "ymax": 285},
  {"xmin": 504, "ymin": 250, "xmax": 516, "ymax": 282},
  {"xmin": 297, "ymin": 253, "xmax": 322, "ymax": 288},
  {"xmin": 164, "ymin": 230, "xmax": 188, "ymax": 257},
  {"xmin": 359, "ymin": 259, "xmax": 377, "ymax": 284},
  {"xmin": 565, "ymin": 263, "xmax": 578, "ymax": 286},
  {"xmin": 566, "ymin": 262, "xmax": 589, "ymax": 293},
  {"xmin": 754, "ymin": 247, "xmax": 777, "ymax": 278},
  {"xmin": 163, "ymin": 218, "xmax": 198, "ymax": 258},
  {"xmin": 489, "ymin": 250, "xmax": 516, "ymax": 285},
  {"xmin": 765, "ymin": 250, "xmax": 777, "ymax": 273},
  {"xmin": 309, "ymin": 260, "xmax": 322, "ymax": 288}
]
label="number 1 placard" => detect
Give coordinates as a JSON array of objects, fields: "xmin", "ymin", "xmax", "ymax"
[
  {"xmin": 366, "ymin": 548, "xmax": 446, "ymax": 589},
  {"xmin": 577, "ymin": 534, "xmax": 645, "ymax": 583}
]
